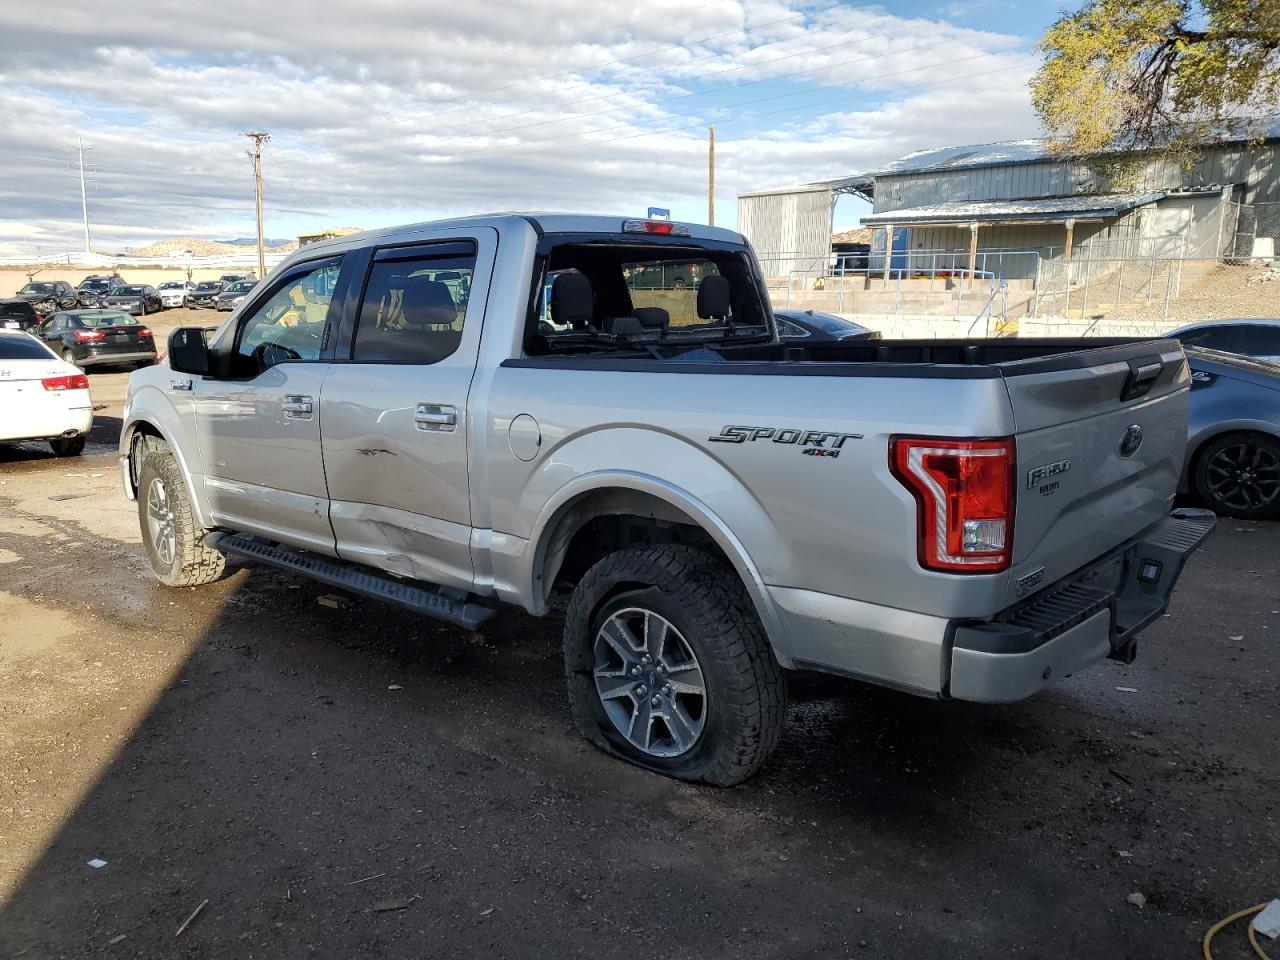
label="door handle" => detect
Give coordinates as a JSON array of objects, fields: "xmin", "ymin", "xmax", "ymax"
[
  {"xmin": 282, "ymin": 395, "xmax": 314, "ymax": 418},
  {"xmin": 415, "ymin": 403, "xmax": 457, "ymax": 431}
]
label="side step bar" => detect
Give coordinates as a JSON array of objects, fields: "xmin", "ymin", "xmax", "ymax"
[{"xmin": 206, "ymin": 532, "xmax": 496, "ymax": 631}]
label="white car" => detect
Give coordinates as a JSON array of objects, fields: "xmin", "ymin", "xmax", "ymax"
[
  {"xmin": 157, "ymin": 280, "xmax": 193, "ymax": 309},
  {"xmin": 0, "ymin": 329, "xmax": 93, "ymax": 457}
]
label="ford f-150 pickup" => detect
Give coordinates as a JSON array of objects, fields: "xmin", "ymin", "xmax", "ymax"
[{"xmin": 119, "ymin": 214, "xmax": 1213, "ymax": 784}]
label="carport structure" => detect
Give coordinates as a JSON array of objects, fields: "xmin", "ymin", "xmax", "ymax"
[{"xmin": 860, "ymin": 192, "xmax": 1166, "ymax": 285}]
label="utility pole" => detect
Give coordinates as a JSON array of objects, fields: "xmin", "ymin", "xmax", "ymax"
[
  {"xmin": 244, "ymin": 131, "xmax": 271, "ymax": 279},
  {"xmin": 708, "ymin": 124, "xmax": 716, "ymax": 226},
  {"xmin": 76, "ymin": 137, "xmax": 92, "ymax": 254}
]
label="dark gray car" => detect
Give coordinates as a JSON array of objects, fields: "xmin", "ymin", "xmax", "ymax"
[
  {"xmin": 1182, "ymin": 347, "xmax": 1280, "ymax": 520},
  {"xmin": 1167, "ymin": 320, "xmax": 1280, "ymax": 364}
]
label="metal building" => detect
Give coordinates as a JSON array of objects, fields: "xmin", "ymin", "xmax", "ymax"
[{"xmin": 737, "ymin": 175, "xmax": 873, "ymax": 276}]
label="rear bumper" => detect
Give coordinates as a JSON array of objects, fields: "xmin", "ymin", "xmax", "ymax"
[
  {"xmin": 948, "ymin": 508, "xmax": 1215, "ymax": 702},
  {"xmin": 79, "ymin": 350, "xmax": 156, "ymax": 367}
]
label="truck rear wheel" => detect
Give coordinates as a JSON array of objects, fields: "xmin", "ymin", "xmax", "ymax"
[
  {"xmin": 563, "ymin": 545, "xmax": 786, "ymax": 786},
  {"xmin": 136, "ymin": 439, "xmax": 226, "ymax": 586}
]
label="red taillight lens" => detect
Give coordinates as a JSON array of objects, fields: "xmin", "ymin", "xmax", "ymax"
[
  {"xmin": 42, "ymin": 374, "xmax": 90, "ymax": 391},
  {"xmin": 890, "ymin": 436, "xmax": 1015, "ymax": 573},
  {"xmin": 137, "ymin": 327, "xmax": 151, "ymax": 337},
  {"xmin": 73, "ymin": 329, "xmax": 105, "ymax": 341}
]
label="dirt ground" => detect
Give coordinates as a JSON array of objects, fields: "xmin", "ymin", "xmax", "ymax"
[
  {"xmin": 1098, "ymin": 262, "xmax": 1280, "ymax": 325},
  {"xmin": 1, "ymin": 311, "xmax": 1278, "ymax": 958}
]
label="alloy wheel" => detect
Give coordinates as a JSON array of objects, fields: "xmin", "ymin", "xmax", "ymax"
[
  {"xmin": 1207, "ymin": 442, "xmax": 1280, "ymax": 512},
  {"xmin": 593, "ymin": 607, "xmax": 707, "ymax": 758},
  {"xmin": 146, "ymin": 477, "xmax": 177, "ymax": 567}
]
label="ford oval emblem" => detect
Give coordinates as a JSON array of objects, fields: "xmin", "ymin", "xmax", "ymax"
[{"xmin": 1119, "ymin": 424, "xmax": 1144, "ymax": 458}]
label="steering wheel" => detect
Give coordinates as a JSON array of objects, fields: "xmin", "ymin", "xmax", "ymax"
[{"xmin": 252, "ymin": 341, "xmax": 301, "ymax": 368}]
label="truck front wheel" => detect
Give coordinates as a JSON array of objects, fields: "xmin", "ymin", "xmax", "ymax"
[
  {"xmin": 563, "ymin": 545, "xmax": 786, "ymax": 785},
  {"xmin": 136, "ymin": 440, "xmax": 226, "ymax": 586}
]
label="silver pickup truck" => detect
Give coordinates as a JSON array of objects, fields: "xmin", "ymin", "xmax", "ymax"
[{"xmin": 120, "ymin": 214, "xmax": 1213, "ymax": 784}]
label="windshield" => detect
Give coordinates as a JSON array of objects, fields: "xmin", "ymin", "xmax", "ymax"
[
  {"xmin": 195, "ymin": 283, "xmax": 220, "ymax": 292},
  {"xmin": 226, "ymin": 281, "xmax": 254, "ymax": 293},
  {"xmin": 529, "ymin": 236, "xmax": 770, "ymax": 353},
  {"xmin": 0, "ymin": 333, "xmax": 57, "ymax": 360},
  {"xmin": 115, "ymin": 285, "xmax": 145, "ymax": 296},
  {"xmin": 77, "ymin": 311, "xmax": 139, "ymax": 328},
  {"xmin": 19, "ymin": 283, "xmax": 53, "ymax": 294},
  {"xmin": 79, "ymin": 279, "xmax": 110, "ymax": 291},
  {"xmin": 158, "ymin": 282, "xmax": 185, "ymax": 290}
]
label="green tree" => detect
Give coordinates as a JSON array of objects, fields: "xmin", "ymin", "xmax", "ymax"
[{"xmin": 1032, "ymin": 0, "xmax": 1280, "ymax": 158}]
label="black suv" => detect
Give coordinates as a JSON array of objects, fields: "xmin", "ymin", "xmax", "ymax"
[
  {"xmin": 77, "ymin": 274, "xmax": 125, "ymax": 307},
  {"xmin": 0, "ymin": 298, "xmax": 40, "ymax": 331},
  {"xmin": 14, "ymin": 280, "xmax": 78, "ymax": 315}
]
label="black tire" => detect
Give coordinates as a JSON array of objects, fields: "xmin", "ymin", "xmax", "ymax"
[
  {"xmin": 564, "ymin": 545, "xmax": 786, "ymax": 786},
  {"xmin": 136, "ymin": 439, "xmax": 226, "ymax": 586},
  {"xmin": 1193, "ymin": 432, "xmax": 1280, "ymax": 520},
  {"xmin": 49, "ymin": 435, "xmax": 85, "ymax": 457}
]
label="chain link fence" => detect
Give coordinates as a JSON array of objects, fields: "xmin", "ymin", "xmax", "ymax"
[{"xmin": 1226, "ymin": 201, "xmax": 1280, "ymax": 261}]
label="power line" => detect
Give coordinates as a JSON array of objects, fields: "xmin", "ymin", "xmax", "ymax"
[
  {"xmin": 334, "ymin": 50, "xmax": 1025, "ymax": 171},
  {"xmin": 336, "ymin": 21, "xmax": 949, "ymax": 160}
]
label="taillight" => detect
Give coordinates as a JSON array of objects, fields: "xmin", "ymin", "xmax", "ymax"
[
  {"xmin": 73, "ymin": 329, "xmax": 105, "ymax": 341},
  {"xmin": 890, "ymin": 436, "xmax": 1015, "ymax": 573},
  {"xmin": 137, "ymin": 327, "xmax": 152, "ymax": 337},
  {"xmin": 42, "ymin": 374, "xmax": 89, "ymax": 391}
]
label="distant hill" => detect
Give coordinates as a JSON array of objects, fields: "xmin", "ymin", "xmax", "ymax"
[
  {"xmin": 126, "ymin": 236, "xmax": 300, "ymax": 257},
  {"xmin": 217, "ymin": 237, "xmax": 293, "ymax": 248}
]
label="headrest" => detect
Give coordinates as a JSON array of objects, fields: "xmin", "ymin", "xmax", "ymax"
[
  {"xmin": 696, "ymin": 275, "xmax": 731, "ymax": 320},
  {"xmin": 551, "ymin": 272, "xmax": 593, "ymax": 328},
  {"xmin": 601, "ymin": 316, "xmax": 645, "ymax": 336},
  {"xmin": 631, "ymin": 306, "xmax": 669, "ymax": 332},
  {"xmin": 402, "ymin": 279, "xmax": 456, "ymax": 327}
]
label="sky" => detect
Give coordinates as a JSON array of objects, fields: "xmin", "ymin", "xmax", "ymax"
[{"xmin": 0, "ymin": 0, "xmax": 1068, "ymax": 255}]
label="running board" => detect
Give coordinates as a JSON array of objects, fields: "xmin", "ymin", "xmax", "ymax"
[{"xmin": 206, "ymin": 532, "xmax": 496, "ymax": 631}]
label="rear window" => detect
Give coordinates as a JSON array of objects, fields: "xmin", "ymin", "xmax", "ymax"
[
  {"xmin": 0, "ymin": 301, "xmax": 36, "ymax": 318},
  {"xmin": 78, "ymin": 312, "xmax": 139, "ymax": 328},
  {"xmin": 0, "ymin": 334, "xmax": 57, "ymax": 360},
  {"xmin": 529, "ymin": 236, "xmax": 770, "ymax": 345},
  {"xmin": 158, "ymin": 282, "xmax": 185, "ymax": 290}
]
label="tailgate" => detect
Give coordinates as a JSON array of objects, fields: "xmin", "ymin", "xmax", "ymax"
[{"xmin": 1002, "ymin": 340, "xmax": 1189, "ymax": 606}]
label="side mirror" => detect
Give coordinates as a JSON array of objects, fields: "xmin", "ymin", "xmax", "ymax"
[{"xmin": 168, "ymin": 327, "xmax": 211, "ymax": 376}]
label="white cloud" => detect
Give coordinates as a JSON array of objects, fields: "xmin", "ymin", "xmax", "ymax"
[{"xmin": 0, "ymin": 0, "xmax": 1041, "ymax": 255}]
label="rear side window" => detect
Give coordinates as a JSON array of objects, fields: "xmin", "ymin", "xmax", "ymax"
[
  {"xmin": 352, "ymin": 245, "xmax": 475, "ymax": 364},
  {"xmin": 1235, "ymin": 327, "xmax": 1280, "ymax": 356},
  {"xmin": 0, "ymin": 334, "xmax": 57, "ymax": 360},
  {"xmin": 1178, "ymin": 327, "xmax": 1239, "ymax": 351}
]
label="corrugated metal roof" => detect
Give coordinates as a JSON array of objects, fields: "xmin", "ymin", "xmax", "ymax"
[
  {"xmin": 872, "ymin": 117, "xmax": 1280, "ymax": 177},
  {"xmin": 861, "ymin": 192, "xmax": 1165, "ymax": 225}
]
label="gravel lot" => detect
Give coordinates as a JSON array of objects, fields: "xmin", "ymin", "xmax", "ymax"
[{"xmin": 0, "ymin": 310, "xmax": 1277, "ymax": 958}]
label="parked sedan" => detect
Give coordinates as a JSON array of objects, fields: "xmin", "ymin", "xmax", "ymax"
[
  {"xmin": 0, "ymin": 298, "xmax": 41, "ymax": 331},
  {"xmin": 1167, "ymin": 320, "xmax": 1280, "ymax": 364},
  {"xmin": 187, "ymin": 281, "xmax": 224, "ymax": 308},
  {"xmin": 157, "ymin": 280, "xmax": 192, "ymax": 309},
  {"xmin": 774, "ymin": 309, "xmax": 881, "ymax": 342},
  {"xmin": 37, "ymin": 309, "xmax": 157, "ymax": 370},
  {"xmin": 0, "ymin": 329, "xmax": 92, "ymax": 457},
  {"xmin": 14, "ymin": 280, "xmax": 78, "ymax": 314},
  {"xmin": 215, "ymin": 279, "xmax": 257, "ymax": 311},
  {"xmin": 103, "ymin": 284, "xmax": 162, "ymax": 315},
  {"xmin": 1181, "ymin": 347, "xmax": 1280, "ymax": 520}
]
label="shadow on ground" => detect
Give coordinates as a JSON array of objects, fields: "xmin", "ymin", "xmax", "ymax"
[{"xmin": 0, "ymin": 520, "xmax": 1276, "ymax": 958}]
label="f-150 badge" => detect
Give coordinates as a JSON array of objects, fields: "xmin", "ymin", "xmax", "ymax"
[{"xmin": 709, "ymin": 425, "xmax": 862, "ymax": 458}]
